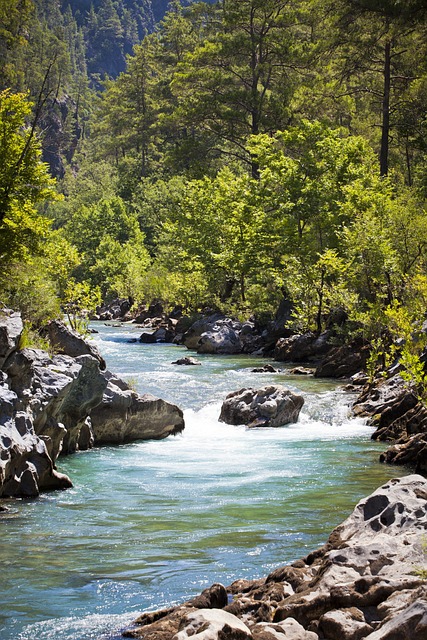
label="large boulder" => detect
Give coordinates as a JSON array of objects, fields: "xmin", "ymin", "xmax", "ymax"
[
  {"xmin": 183, "ymin": 315, "xmax": 262, "ymax": 355},
  {"xmin": 90, "ymin": 372, "xmax": 185, "ymax": 444},
  {"xmin": 5, "ymin": 348, "xmax": 107, "ymax": 457},
  {"xmin": 0, "ymin": 309, "xmax": 23, "ymax": 369},
  {"xmin": 124, "ymin": 475, "xmax": 427, "ymax": 640},
  {"xmin": 0, "ymin": 316, "xmax": 186, "ymax": 498},
  {"xmin": 182, "ymin": 313, "xmax": 225, "ymax": 350},
  {"xmin": 0, "ymin": 381, "xmax": 72, "ymax": 497},
  {"xmin": 198, "ymin": 323, "xmax": 242, "ymax": 355},
  {"xmin": 219, "ymin": 386, "xmax": 304, "ymax": 428},
  {"xmin": 274, "ymin": 332, "xmax": 333, "ymax": 363},
  {"xmin": 44, "ymin": 319, "xmax": 106, "ymax": 370},
  {"xmin": 315, "ymin": 341, "xmax": 369, "ymax": 379}
]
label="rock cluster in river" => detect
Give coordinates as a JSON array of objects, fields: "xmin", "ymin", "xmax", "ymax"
[
  {"xmin": 97, "ymin": 299, "xmax": 367, "ymax": 379},
  {"xmin": 0, "ymin": 311, "xmax": 184, "ymax": 498},
  {"xmin": 124, "ymin": 474, "xmax": 427, "ymax": 640}
]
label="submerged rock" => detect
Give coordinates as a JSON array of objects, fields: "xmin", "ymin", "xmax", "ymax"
[
  {"xmin": 172, "ymin": 357, "xmax": 202, "ymax": 366},
  {"xmin": 124, "ymin": 475, "xmax": 427, "ymax": 640},
  {"xmin": 219, "ymin": 386, "xmax": 304, "ymax": 428}
]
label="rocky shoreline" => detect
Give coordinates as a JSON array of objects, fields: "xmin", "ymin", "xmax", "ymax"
[
  {"xmin": 123, "ymin": 474, "xmax": 427, "ymax": 640},
  {"xmin": 0, "ymin": 309, "xmax": 184, "ymax": 498}
]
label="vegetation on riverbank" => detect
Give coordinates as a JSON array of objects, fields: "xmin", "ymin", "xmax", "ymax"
[{"xmin": 1, "ymin": 0, "xmax": 427, "ymax": 389}]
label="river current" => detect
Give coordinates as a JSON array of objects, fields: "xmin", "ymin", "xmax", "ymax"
[{"xmin": 0, "ymin": 322, "xmax": 407, "ymax": 640}]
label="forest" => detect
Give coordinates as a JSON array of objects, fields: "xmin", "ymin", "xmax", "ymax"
[{"xmin": 2, "ymin": 0, "xmax": 427, "ymax": 385}]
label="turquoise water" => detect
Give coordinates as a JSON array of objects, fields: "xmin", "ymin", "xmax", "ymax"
[{"xmin": 0, "ymin": 323, "xmax": 407, "ymax": 640}]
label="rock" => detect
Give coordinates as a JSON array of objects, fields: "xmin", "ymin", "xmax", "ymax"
[
  {"xmin": 5, "ymin": 348, "xmax": 107, "ymax": 457},
  {"xmin": 219, "ymin": 386, "xmax": 304, "ymax": 428},
  {"xmin": 352, "ymin": 374, "xmax": 427, "ymax": 473},
  {"xmin": 90, "ymin": 372, "xmax": 185, "ymax": 444},
  {"xmin": 0, "ymin": 309, "xmax": 23, "ymax": 369},
  {"xmin": 252, "ymin": 618, "xmax": 318, "ymax": 640},
  {"xmin": 125, "ymin": 476, "xmax": 427, "ymax": 640},
  {"xmin": 315, "ymin": 341, "xmax": 369, "ymax": 379},
  {"xmin": 139, "ymin": 331, "xmax": 157, "ymax": 343},
  {"xmin": 379, "ymin": 432, "xmax": 427, "ymax": 475},
  {"xmin": 44, "ymin": 319, "xmax": 106, "ymax": 370},
  {"xmin": 172, "ymin": 357, "xmax": 202, "ymax": 366},
  {"xmin": 318, "ymin": 608, "xmax": 373, "ymax": 639},
  {"xmin": 0, "ymin": 381, "xmax": 73, "ymax": 497},
  {"xmin": 182, "ymin": 313, "xmax": 225, "ymax": 350},
  {"xmin": 174, "ymin": 609, "xmax": 252, "ymax": 640},
  {"xmin": 252, "ymin": 365, "xmax": 279, "ymax": 373},
  {"xmin": 365, "ymin": 597, "xmax": 427, "ymax": 639},
  {"xmin": 350, "ymin": 372, "xmax": 369, "ymax": 386},
  {"xmin": 353, "ymin": 375, "xmax": 415, "ymax": 425},
  {"xmin": 289, "ymin": 367, "xmax": 314, "ymax": 376},
  {"xmin": 274, "ymin": 332, "xmax": 333, "ymax": 363},
  {"xmin": 0, "ymin": 314, "xmax": 186, "ymax": 498},
  {"xmin": 96, "ymin": 298, "xmax": 133, "ymax": 321},
  {"xmin": 198, "ymin": 322, "xmax": 243, "ymax": 355}
]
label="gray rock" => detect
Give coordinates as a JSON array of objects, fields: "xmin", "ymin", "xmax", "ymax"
[
  {"xmin": 318, "ymin": 608, "xmax": 373, "ymax": 639},
  {"xmin": 198, "ymin": 323, "xmax": 242, "ymax": 354},
  {"xmin": 366, "ymin": 597, "xmax": 427, "ymax": 639},
  {"xmin": 174, "ymin": 609, "xmax": 252, "ymax": 640},
  {"xmin": 219, "ymin": 386, "xmax": 304, "ymax": 428},
  {"xmin": 0, "ymin": 309, "xmax": 23, "ymax": 369},
  {"xmin": 44, "ymin": 319, "xmax": 106, "ymax": 370},
  {"xmin": 5, "ymin": 348, "xmax": 107, "ymax": 457},
  {"xmin": 253, "ymin": 619, "xmax": 318, "ymax": 640},
  {"xmin": 274, "ymin": 332, "xmax": 333, "ymax": 363},
  {"xmin": 90, "ymin": 375, "xmax": 185, "ymax": 444},
  {"xmin": 182, "ymin": 314, "xmax": 226, "ymax": 350},
  {"xmin": 0, "ymin": 391, "xmax": 72, "ymax": 497}
]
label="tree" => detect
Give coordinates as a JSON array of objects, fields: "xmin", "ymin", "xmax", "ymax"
[
  {"xmin": 0, "ymin": 90, "xmax": 56, "ymax": 232},
  {"xmin": 0, "ymin": 90, "xmax": 65, "ymax": 324},
  {"xmin": 170, "ymin": 0, "xmax": 305, "ymax": 176},
  {"xmin": 307, "ymin": 0, "xmax": 427, "ymax": 178}
]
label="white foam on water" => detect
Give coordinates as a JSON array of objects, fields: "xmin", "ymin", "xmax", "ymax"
[{"xmin": 17, "ymin": 611, "xmax": 138, "ymax": 640}]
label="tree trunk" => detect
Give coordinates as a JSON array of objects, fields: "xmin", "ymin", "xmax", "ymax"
[{"xmin": 380, "ymin": 40, "xmax": 391, "ymax": 177}]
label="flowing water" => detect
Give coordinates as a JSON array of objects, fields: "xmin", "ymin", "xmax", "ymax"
[{"xmin": 0, "ymin": 322, "xmax": 408, "ymax": 640}]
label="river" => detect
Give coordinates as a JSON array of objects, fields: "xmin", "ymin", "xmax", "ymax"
[{"xmin": 0, "ymin": 322, "xmax": 407, "ymax": 640}]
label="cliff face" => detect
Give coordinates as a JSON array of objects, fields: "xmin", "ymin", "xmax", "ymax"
[
  {"xmin": 0, "ymin": 311, "xmax": 184, "ymax": 498},
  {"xmin": 124, "ymin": 475, "xmax": 427, "ymax": 640}
]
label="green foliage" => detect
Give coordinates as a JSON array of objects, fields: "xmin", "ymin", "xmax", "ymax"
[
  {"xmin": 63, "ymin": 280, "xmax": 102, "ymax": 333},
  {"xmin": 0, "ymin": 90, "xmax": 57, "ymax": 227},
  {"xmin": 18, "ymin": 321, "xmax": 51, "ymax": 352},
  {"xmin": 0, "ymin": 261, "xmax": 60, "ymax": 325}
]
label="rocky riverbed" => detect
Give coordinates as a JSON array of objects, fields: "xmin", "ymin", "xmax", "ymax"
[{"xmin": 123, "ymin": 474, "xmax": 427, "ymax": 640}]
